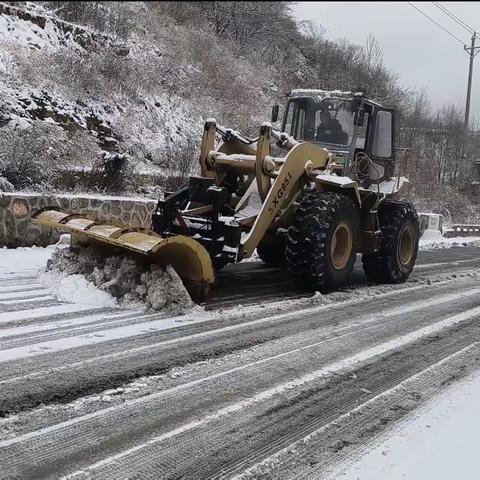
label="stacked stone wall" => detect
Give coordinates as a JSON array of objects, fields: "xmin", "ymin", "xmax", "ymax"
[{"xmin": 0, "ymin": 193, "xmax": 157, "ymax": 247}]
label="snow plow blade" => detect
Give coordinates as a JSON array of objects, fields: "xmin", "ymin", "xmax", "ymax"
[{"xmin": 32, "ymin": 207, "xmax": 215, "ymax": 301}]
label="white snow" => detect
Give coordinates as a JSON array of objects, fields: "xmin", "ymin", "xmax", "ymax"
[
  {"xmin": 335, "ymin": 371, "xmax": 480, "ymax": 480},
  {"xmin": 0, "ymin": 235, "xmax": 195, "ymax": 312},
  {"xmin": 39, "ymin": 271, "xmax": 117, "ymax": 308},
  {"xmin": 0, "ymin": 241, "xmax": 119, "ymax": 308},
  {"xmin": 0, "ymin": 288, "xmax": 50, "ymax": 300},
  {"xmin": 290, "ymin": 88, "xmax": 352, "ymax": 97},
  {"xmin": 0, "ymin": 283, "xmax": 44, "ymax": 293},
  {"xmin": 242, "ymin": 249, "xmax": 261, "ymax": 263},
  {"xmin": 34, "ymin": 236, "xmax": 117, "ymax": 308},
  {"xmin": 35, "ymin": 285, "xmax": 480, "ymax": 362},
  {"xmin": 0, "ymin": 13, "xmax": 74, "ymax": 51},
  {"xmin": 0, "ymin": 237, "xmax": 119, "ymax": 308},
  {"xmin": 0, "ymin": 48, "xmax": 16, "ymax": 76},
  {"xmin": 419, "ymin": 228, "xmax": 480, "ymax": 250},
  {"xmin": 0, "ymin": 245, "xmax": 54, "ymax": 275},
  {"xmin": 0, "ymin": 295, "xmax": 53, "ymax": 305},
  {"xmin": 236, "ymin": 344, "xmax": 478, "ymax": 480}
]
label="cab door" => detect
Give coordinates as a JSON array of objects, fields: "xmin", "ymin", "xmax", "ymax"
[{"xmin": 365, "ymin": 107, "xmax": 396, "ymax": 180}]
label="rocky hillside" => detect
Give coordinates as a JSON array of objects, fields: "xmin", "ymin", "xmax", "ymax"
[{"xmin": 0, "ymin": 1, "xmax": 275, "ymax": 192}]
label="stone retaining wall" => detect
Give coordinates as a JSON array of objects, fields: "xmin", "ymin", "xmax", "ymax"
[
  {"xmin": 0, "ymin": 193, "xmax": 157, "ymax": 247},
  {"xmin": 0, "ymin": 194, "xmax": 455, "ymax": 247}
]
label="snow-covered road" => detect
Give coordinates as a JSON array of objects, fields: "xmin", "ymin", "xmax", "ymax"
[{"xmin": 1, "ymin": 246, "xmax": 480, "ymax": 478}]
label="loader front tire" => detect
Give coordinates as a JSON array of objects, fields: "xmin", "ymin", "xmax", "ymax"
[
  {"xmin": 362, "ymin": 200, "xmax": 419, "ymax": 284},
  {"xmin": 286, "ymin": 192, "xmax": 360, "ymax": 292}
]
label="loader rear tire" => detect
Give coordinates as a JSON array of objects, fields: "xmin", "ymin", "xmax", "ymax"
[
  {"xmin": 257, "ymin": 234, "xmax": 286, "ymax": 268},
  {"xmin": 362, "ymin": 200, "xmax": 419, "ymax": 284},
  {"xmin": 286, "ymin": 191, "xmax": 360, "ymax": 292}
]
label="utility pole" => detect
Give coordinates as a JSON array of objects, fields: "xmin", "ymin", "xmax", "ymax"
[{"xmin": 464, "ymin": 32, "xmax": 480, "ymax": 129}]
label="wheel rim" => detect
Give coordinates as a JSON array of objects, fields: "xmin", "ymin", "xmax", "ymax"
[
  {"xmin": 330, "ymin": 221, "xmax": 353, "ymax": 270},
  {"xmin": 399, "ymin": 223, "xmax": 415, "ymax": 266}
]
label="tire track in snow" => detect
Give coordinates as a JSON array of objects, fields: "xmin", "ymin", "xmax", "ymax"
[
  {"xmin": 206, "ymin": 248, "xmax": 480, "ymax": 309},
  {"xmin": 414, "ymin": 258, "xmax": 475, "ymax": 269},
  {"xmin": 0, "ymin": 276, "xmax": 478, "ymax": 420},
  {"xmin": 58, "ymin": 308, "xmax": 480, "ymax": 478},
  {"xmin": 0, "ymin": 295, "xmax": 55, "ymax": 305},
  {"xmin": 0, "ymin": 288, "xmax": 52, "ymax": 300},
  {"xmin": 0, "ymin": 304, "xmax": 122, "ymax": 326},
  {"xmin": 1, "ymin": 248, "xmax": 480, "ymax": 477},
  {"xmin": 0, "ymin": 310, "xmax": 152, "ymax": 347},
  {"xmin": 4, "ymin": 310, "xmax": 478, "ymax": 480},
  {"xmin": 2, "ymin": 297, "xmax": 480, "ymax": 450},
  {"xmin": 230, "ymin": 342, "xmax": 480, "ymax": 480},
  {"xmin": 2, "ymin": 282, "xmax": 479, "ymax": 366}
]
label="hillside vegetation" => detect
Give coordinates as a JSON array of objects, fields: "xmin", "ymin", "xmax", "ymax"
[{"xmin": 0, "ymin": 1, "xmax": 478, "ymax": 222}]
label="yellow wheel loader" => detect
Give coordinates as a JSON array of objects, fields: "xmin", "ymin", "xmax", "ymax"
[{"xmin": 32, "ymin": 89, "xmax": 419, "ymax": 301}]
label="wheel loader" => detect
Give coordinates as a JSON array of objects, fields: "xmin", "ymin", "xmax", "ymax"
[{"xmin": 32, "ymin": 89, "xmax": 419, "ymax": 301}]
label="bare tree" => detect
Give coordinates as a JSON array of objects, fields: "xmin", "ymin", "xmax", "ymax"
[{"xmin": 362, "ymin": 33, "xmax": 383, "ymax": 75}]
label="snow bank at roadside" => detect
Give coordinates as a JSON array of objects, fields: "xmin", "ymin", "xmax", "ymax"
[
  {"xmin": 44, "ymin": 245, "xmax": 195, "ymax": 313},
  {"xmin": 419, "ymin": 229, "xmax": 480, "ymax": 250},
  {"xmin": 335, "ymin": 372, "xmax": 480, "ymax": 480}
]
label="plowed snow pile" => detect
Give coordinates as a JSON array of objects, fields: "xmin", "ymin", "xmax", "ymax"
[{"xmin": 46, "ymin": 246, "xmax": 195, "ymax": 313}]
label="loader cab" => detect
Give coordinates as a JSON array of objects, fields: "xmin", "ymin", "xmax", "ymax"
[
  {"xmin": 281, "ymin": 90, "xmax": 396, "ymax": 181},
  {"xmin": 282, "ymin": 95, "xmax": 353, "ymax": 146}
]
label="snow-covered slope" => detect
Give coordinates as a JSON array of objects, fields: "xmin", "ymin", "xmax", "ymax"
[
  {"xmin": 0, "ymin": 2, "xmax": 273, "ymax": 182},
  {"xmin": 0, "ymin": 2, "xmax": 205, "ymax": 173}
]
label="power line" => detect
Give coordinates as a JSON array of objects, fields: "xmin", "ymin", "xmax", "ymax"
[
  {"xmin": 431, "ymin": 2, "xmax": 476, "ymax": 35},
  {"xmin": 408, "ymin": 2, "xmax": 480, "ymax": 129},
  {"xmin": 432, "ymin": 2, "xmax": 473, "ymax": 33},
  {"xmin": 407, "ymin": 2, "xmax": 466, "ymax": 46}
]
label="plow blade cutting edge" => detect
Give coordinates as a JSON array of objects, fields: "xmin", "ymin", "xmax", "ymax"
[{"xmin": 31, "ymin": 207, "xmax": 215, "ymax": 301}]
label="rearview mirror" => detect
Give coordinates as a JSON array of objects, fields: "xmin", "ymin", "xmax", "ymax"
[
  {"xmin": 271, "ymin": 104, "xmax": 279, "ymax": 123},
  {"xmin": 352, "ymin": 89, "xmax": 366, "ymax": 107}
]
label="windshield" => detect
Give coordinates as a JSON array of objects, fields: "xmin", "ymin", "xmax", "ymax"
[{"xmin": 283, "ymin": 97, "xmax": 354, "ymax": 146}]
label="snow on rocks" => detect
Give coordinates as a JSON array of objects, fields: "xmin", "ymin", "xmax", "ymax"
[
  {"xmin": 0, "ymin": 48, "xmax": 16, "ymax": 76},
  {"xmin": 0, "ymin": 3, "xmax": 201, "ymax": 171},
  {"xmin": 0, "ymin": 84, "xmax": 114, "ymax": 137},
  {"xmin": 0, "ymin": 2, "xmax": 112, "ymax": 52},
  {"xmin": 0, "ymin": 176, "xmax": 14, "ymax": 192},
  {"xmin": 45, "ymin": 245, "xmax": 195, "ymax": 313},
  {"xmin": 0, "ymin": 8, "xmax": 74, "ymax": 51}
]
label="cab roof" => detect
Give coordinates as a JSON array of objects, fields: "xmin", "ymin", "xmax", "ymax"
[{"xmin": 288, "ymin": 89, "xmax": 384, "ymax": 107}]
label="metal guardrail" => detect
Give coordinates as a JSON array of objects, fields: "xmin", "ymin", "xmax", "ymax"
[{"xmin": 444, "ymin": 225, "xmax": 480, "ymax": 238}]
